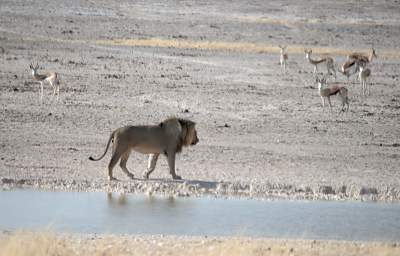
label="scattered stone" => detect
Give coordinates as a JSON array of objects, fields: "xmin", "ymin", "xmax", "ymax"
[
  {"xmin": 360, "ymin": 187, "xmax": 378, "ymax": 195},
  {"xmin": 16, "ymin": 179, "xmax": 26, "ymax": 185},
  {"xmin": 61, "ymin": 30, "xmax": 73, "ymax": 34},
  {"xmin": 319, "ymin": 186, "xmax": 335, "ymax": 195},
  {"xmin": 1, "ymin": 178, "xmax": 14, "ymax": 184},
  {"xmin": 104, "ymin": 74, "xmax": 123, "ymax": 79}
]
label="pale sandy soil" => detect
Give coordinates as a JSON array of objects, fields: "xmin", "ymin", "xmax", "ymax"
[
  {"xmin": 1, "ymin": 1, "xmax": 400, "ymax": 254},
  {"xmin": 1, "ymin": 231, "xmax": 399, "ymax": 256},
  {"xmin": 0, "ymin": 0, "xmax": 400, "ymax": 202}
]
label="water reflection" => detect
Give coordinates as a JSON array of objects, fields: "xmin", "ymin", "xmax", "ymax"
[
  {"xmin": 106, "ymin": 192, "xmax": 177, "ymax": 208},
  {"xmin": 0, "ymin": 189, "xmax": 399, "ymax": 241},
  {"xmin": 144, "ymin": 195, "xmax": 177, "ymax": 207},
  {"xmin": 107, "ymin": 192, "xmax": 128, "ymax": 206}
]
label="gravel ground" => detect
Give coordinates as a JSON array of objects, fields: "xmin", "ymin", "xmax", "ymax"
[{"xmin": 0, "ymin": 0, "xmax": 400, "ymax": 201}]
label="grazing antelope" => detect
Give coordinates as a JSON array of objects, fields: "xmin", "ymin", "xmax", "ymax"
[
  {"xmin": 348, "ymin": 48, "xmax": 377, "ymax": 66},
  {"xmin": 339, "ymin": 58, "xmax": 359, "ymax": 81},
  {"xmin": 316, "ymin": 76, "xmax": 349, "ymax": 113},
  {"xmin": 278, "ymin": 45, "xmax": 288, "ymax": 71},
  {"xmin": 305, "ymin": 49, "xmax": 336, "ymax": 78},
  {"xmin": 359, "ymin": 66, "xmax": 371, "ymax": 96},
  {"xmin": 340, "ymin": 48, "xmax": 377, "ymax": 82},
  {"xmin": 29, "ymin": 63, "xmax": 60, "ymax": 102}
]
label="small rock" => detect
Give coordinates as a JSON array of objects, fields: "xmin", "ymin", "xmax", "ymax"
[
  {"xmin": 360, "ymin": 187, "xmax": 378, "ymax": 195},
  {"xmin": 1, "ymin": 178, "xmax": 14, "ymax": 184},
  {"xmin": 61, "ymin": 30, "xmax": 73, "ymax": 34},
  {"xmin": 319, "ymin": 186, "xmax": 335, "ymax": 195}
]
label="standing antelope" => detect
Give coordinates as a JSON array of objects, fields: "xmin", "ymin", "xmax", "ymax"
[
  {"xmin": 305, "ymin": 49, "xmax": 336, "ymax": 78},
  {"xmin": 29, "ymin": 63, "xmax": 60, "ymax": 102},
  {"xmin": 359, "ymin": 66, "xmax": 371, "ymax": 96},
  {"xmin": 348, "ymin": 48, "xmax": 377, "ymax": 66},
  {"xmin": 340, "ymin": 48, "xmax": 377, "ymax": 82},
  {"xmin": 278, "ymin": 45, "xmax": 288, "ymax": 72},
  {"xmin": 316, "ymin": 76, "xmax": 349, "ymax": 113}
]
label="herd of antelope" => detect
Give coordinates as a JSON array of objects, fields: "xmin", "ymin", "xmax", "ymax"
[
  {"xmin": 28, "ymin": 45, "xmax": 376, "ymax": 114},
  {"xmin": 279, "ymin": 46, "xmax": 377, "ymax": 113}
]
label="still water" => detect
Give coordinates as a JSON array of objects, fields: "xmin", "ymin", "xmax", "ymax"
[{"xmin": 0, "ymin": 189, "xmax": 399, "ymax": 241}]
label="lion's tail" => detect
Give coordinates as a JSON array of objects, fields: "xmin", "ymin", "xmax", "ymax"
[{"xmin": 88, "ymin": 131, "xmax": 115, "ymax": 161}]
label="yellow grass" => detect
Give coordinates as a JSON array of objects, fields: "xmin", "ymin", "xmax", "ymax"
[
  {"xmin": 95, "ymin": 38, "xmax": 400, "ymax": 59},
  {"xmin": 0, "ymin": 231, "xmax": 399, "ymax": 256},
  {"xmin": 20, "ymin": 35, "xmax": 400, "ymax": 59}
]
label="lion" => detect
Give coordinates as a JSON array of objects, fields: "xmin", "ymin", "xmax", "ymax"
[{"xmin": 89, "ymin": 117, "xmax": 199, "ymax": 181}]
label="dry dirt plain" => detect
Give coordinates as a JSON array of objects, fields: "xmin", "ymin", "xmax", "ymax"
[{"xmin": 0, "ymin": 0, "xmax": 400, "ymax": 201}]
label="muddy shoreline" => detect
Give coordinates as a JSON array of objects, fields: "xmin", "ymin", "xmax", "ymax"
[{"xmin": 1, "ymin": 177, "xmax": 398, "ymax": 202}]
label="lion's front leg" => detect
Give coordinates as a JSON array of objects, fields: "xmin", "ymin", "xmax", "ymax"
[
  {"xmin": 167, "ymin": 151, "xmax": 181, "ymax": 180},
  {"xmin": 143, "ymin": 153, "xmax": 159, "ymax": 179}
]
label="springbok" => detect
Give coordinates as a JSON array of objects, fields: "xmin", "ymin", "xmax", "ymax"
[
  {"xmin": 305, "ymin": 49, "xmax": 336, "ymax": 78},
  {"xmin": 359, "ymin": 66, "xmax": 371, "ymax": 96},
  {"xmin": 278, "ymin": 45, "xmax": 288, "ymax": 71},
  {"xmin": 316, "ymin": 76, "xmax": 349, "ymax": 113},
  {"xmin": 339, "ymin": 58, "xmax": 359, "ymax": 81},
  {"xmin": 348, "ymin": 48, "xmax": 377, "ymax": 66},
  {"xmin": 340, "ymin": 48, "xmax": 377, "ymax": 82},
  {"xmin": 29, "ymin": 63, "xmax": 60, "ymax": 102}
]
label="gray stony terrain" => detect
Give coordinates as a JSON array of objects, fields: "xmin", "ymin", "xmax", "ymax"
[{"xmin": 0, "ymin": 0, "xmax": 399, "ymax": 201}]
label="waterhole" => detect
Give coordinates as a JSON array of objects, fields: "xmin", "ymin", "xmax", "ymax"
[{"xmin": 0, "ymin": 189, "xmax": 399, "ymax": 241}]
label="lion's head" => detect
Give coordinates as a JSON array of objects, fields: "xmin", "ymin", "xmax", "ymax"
[
  {"xmin": 179, "ymin": 119, "xmax": 199, "ymax": 146},
  {"xmin": 160, "ymin": 118, "xmax": 199, "ymax": 152}
]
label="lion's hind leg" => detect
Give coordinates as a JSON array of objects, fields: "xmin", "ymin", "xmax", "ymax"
[
  {"xmin": 107, "ymin": 152, "xmax": 121, "ymax": 181},
  {"xmin": 119, "ymin": 150, "xmax": 135, "ymax": 179},
  {"xmin": 143, "ymin": 153, "xmax": 159, "ymax": 179}
]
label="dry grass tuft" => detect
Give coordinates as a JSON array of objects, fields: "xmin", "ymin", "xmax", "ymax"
[
  {"xmin": 0, "ymin": 231, "xmax": 399, "ymax": 256},
  {"xmin": 0, "ymin": 231, "xmax": 73, "ymax": 256}
]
